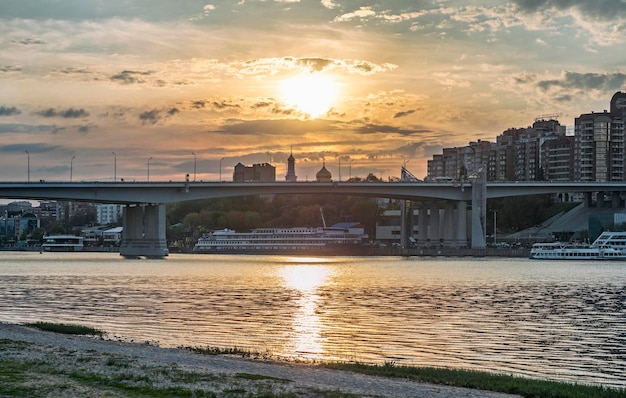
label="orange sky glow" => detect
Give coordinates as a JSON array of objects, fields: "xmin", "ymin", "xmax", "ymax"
[{"xmin": 1, "ymin": 1, "xmax": 626, "ymax": 184}]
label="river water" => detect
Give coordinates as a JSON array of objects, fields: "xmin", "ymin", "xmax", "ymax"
[{"xmin": 0, "ymin": 251, "xmax": 624, "ymax": 388}]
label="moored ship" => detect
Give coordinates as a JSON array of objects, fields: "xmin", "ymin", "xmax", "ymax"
[
  {"xmin": 41, "ymin": 235, "xmax": 84, "ymax": 252},
  {"xmin": 193, "ymin": 223, "xmax": 369, "ymax": 255},
  {"xmin": 529, "ymin": 231, "xmax": 626, "ymax": 260}
]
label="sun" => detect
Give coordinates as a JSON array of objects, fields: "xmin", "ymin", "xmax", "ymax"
[{"xmin": 280, "ymin": 74, "xmax": 339, "ymax": 118}]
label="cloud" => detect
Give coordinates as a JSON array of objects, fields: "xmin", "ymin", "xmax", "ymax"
[
  {"xmin": 0, "ymin": 65, "xmax": 21, "ymax": 72},
  {"xmin": 354, "ymin": 123, "xmax": 431, "ymax": 136},
  {"xmin": 0, "ymin": 106, "xmax": 21, "ymax": 116},
  {"xmin": 139, "ymin": 109, "xmax": 161, "ymax": 125},
  {"xmin": 334, "ymin": 6, "xmax": 377, "ymax": 22},
  {"xmin": 110, "ymin": 70, "xmax": 153, "ymax": 85},
  {"xmin": 237, "ymin": 57, "xmax": 397, "ymax": 77},
  {"xmin": 0, "ymin": 123, "xmax": 57, "ymax": 134},
  {"xmin": 321, "ymin": 0, "xmax": 338, "ymax": 10},
  {"xmin": 38, "ymin": 108, "xmax": 90, "ymax": 118},
  {"xmin": 537, "ymin": 71, "xmax": 626, "ymax": 92},
  {"xmin": 18, "ymin": 37, "xmax": 46, "ymax": 45},
  {"xmin": 393, "ymin": 110, "xmax": 416, "ymax": 119},
  {"xmin": 512, "ymin": 0, "xmax": 626, "ymax": 21},
  {"xmin": 1, "ymin": 142, "xmax": 61, "ymax": 153}
]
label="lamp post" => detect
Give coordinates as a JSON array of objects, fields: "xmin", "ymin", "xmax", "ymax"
[
  {"xmin": 70, "ymin": 155, "xmax": 75, "ymax": 182},
  {"xmin": 349, "ymin": 159, "xmax": 354, "ymax": 180},
  {"xmin": 219, "ymin": 157, "xmax": 224, "ymax": 182},
  {"xmin": 338, "ymin": 157, "xmax": 341, "ymax": 182},
  {"xmin": 112, "ymin": 152, "xmax": 117, "ymax": 182},
  {"xmin": 25, "ymin": 150, "xmax": 30, "ymax": 183},
  {"xmin": 192, "ymin": 152, "xmax": 197, "ymax": 182},
  {"xmin": 147, "ymin": 157, "xmax": 152, "ymax": 182}
]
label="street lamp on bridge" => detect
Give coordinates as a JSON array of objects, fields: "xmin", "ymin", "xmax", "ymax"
[
  {"xmin": 70, "ymin": 155, "xmax": 76, "ymax": 182},
  {"xmin": 192, "ymin": 152, "xmax": 197, "ymax": 182},
  {"xmin": 219, "ymin": 157, "xmax": 224, "ymax": 182},
  {"xmin": 147, "ymin": 157, "xmax": 153, "ymax": 182},
  {"xmin": 25, "ymin": 150, "xmax": 30, "ymax": 183},
  {"xmin": 112, "ymin": 152, "xmax": 117, "ymax": 182}
]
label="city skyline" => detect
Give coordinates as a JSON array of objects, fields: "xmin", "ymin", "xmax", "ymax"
[{"xmin": 1, "ymin": 1, "xmax": 626, "ymax": 184}]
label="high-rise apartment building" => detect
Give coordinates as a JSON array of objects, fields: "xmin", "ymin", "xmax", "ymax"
[{"xmin": 574, "ymin": 92, "xmax": 626, "ymax": 182}]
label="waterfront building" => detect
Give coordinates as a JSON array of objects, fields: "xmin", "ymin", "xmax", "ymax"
[
  {"xmin": 427, "ymin": 118, "xmax": 567, "ymax": 182},
  {"xmin": 233, "ymin": 162, "xmax": 276, "ymax": 182},
  {"xmin": 375, "ymin": 209, "xmax": 419, "ymax": 245},
  {"xmin": 96, "ymin": 204, "xmax": 123, "ymax": 225}
]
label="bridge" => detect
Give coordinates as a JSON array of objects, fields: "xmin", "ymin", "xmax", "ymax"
[{"xmin": 2, "ymin": 178, "xmax": 625, "ymax": 257}]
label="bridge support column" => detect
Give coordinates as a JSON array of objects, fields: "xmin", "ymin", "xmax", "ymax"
[
  {"xmin": 429, "ymin": 203, "xmax": 440, "ymax": 245},
  {"xmin": 400, "ymin": 200, "xmax": 408, "ymax": 248},
  {"xmin": 443, "ymin": 201, "xmax": 455, "ymax": 246},
  {"xmin": 417, "ymin": 202, "xmax": 427, "ymax": 246},
  {"xmin": 120, "ymin": 203, "xmax": 169, "ymax": 258},
  {"xmin": 456, "ymin": 201, "xmax": 468, "ymax": 247},
  {"xmin": 612, "ymin": 191, "xmax": 621, "ymax": 208}
]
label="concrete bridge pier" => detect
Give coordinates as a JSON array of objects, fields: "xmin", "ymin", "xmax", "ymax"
[
  {"xmin": 612, "ymin": 191, "xmax": 622, "ymax": 208},
  {"xmin": 443, "ymin": 202, "xmax": 455, "ymax": 246},
  {"xmin": 429, "ymin": 203, "xmax": 441, "ymax": 245},
  {"xmin": 120, "ymin": 203, "xmax": 169, "ymax": 258},
  {"xmin": 455, "ymin": 200, "xmax": 468, "ymax": 247}
]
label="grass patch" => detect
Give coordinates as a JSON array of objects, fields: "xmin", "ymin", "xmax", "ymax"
[
  {"xmin": 324, "ymin": 362, "xmax": 626, "ymax": 398},
  {"xmin": 235, "ymin": 373, "xmax": 291, "ymax": 383},
  {"xmin": 186, "ymin": 345, "xmax": 255, "ymax": 357},
  {"xmin": 24, "ymin": 322, "xmax": 105, "ymax": 337}
]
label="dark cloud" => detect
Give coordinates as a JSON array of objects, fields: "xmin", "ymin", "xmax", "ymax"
[
  {"xmin": 110, "ymin": 70, "xmax": 153, "ymax": 84},
  {"xmin": 0, "ymin": 123, "xmax": 57, "ymax": 134},
  {"xmin": 513, "ymin": 0, "xmax": 626, "ymax": 21},
  {"xmin": 216, "ymin": 118, "xmax": 431, "ymax": 139},
  {"xmin": 212, "ymin": 101, "xmax": 240, "ymax": 110},
  {"xmin": 139, "ymin": 109, "xmax": 160, "ymax": 125},
  {"xmin": 295, "ymin": 57, "xmax": 334, "ymax": 72},
  {"xmin": 217, "ymin": 118, "xmax": 339, "ymax": 135},
  {"xmin": 59, "ymin": 67, "xmax": 91, "ymax": 74},
  {"xmin": 18, "ymin": 38, "xmax": 46, "ymax": 45},
  {"xmin": 192, "ymin": 100, "xmax": 206, "ymax": 109},
  {"xmin": 38, "ymin": 108, "xmax": 90, "ymax": 118},
  {"xmin": 537, "ymin": 71, "xmax": 626, "ymax": 92},
  {"xmin": 393, "ymin": 110, "xmax": 416, "ymax": 118},
  {"xmin": 1, "ymin": 142, "xmax": 61, "ymax": 153},
  {"xmin": 355, "ymin": 123, "xmax": 431, "ymax": 136},
  {"xmin": 0, "ymin": 106, "xmax": 21, "ymax": 116},
  {"xmin": 168, "ymin": 108, "xmax": 179, "ymax": 115},
  {"xmin": 0, "ymin": 65, "xmax": 21, "ymax": 72},
  {"xmin": 251, "ymin": 101, "xmax": 272, "ymax": 109}
]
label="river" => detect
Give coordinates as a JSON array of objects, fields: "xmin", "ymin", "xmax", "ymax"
[{"xmin": 0, "ymin": 251, "xmax": 624, "ymax": 388}]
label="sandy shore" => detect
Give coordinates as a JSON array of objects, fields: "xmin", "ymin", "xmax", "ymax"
[{"xmin": 0, "ymin": 323, "xmax": 520, "ymax": 397}]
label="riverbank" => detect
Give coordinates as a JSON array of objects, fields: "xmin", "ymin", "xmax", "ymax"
[{"xmin": 0, "ymin": 323, "xmax": 521, "ymax": 398}]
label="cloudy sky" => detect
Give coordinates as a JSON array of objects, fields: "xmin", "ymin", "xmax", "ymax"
[{"xmin": 1, "ymin": 0, "xmax": 626, "ymax": 184}]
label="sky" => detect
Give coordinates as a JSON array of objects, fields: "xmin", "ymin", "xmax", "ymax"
[{"xmin": 1, "ymin": 0, "xmax": 626, "ymax": 185}]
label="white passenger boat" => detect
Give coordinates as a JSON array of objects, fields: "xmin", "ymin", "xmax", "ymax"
[
  {"xmin": 193, "ymin": 224, "xmax": 369, "ymax": 254},
  {"xmin": 529, "ymin": 231, "xmax": 626, "ymax": 260},
  {"xmin": 41, "ymin": 235, "xmax": 84, "ymax": 252}
]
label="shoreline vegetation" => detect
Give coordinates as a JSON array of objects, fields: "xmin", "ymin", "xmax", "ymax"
[{"xmin": 0, "ymin": 323, "xmax": 623, "ymax": 397}]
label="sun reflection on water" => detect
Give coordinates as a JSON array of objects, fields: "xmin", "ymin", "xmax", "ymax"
[{"xmin": 279, "ymin": 264, "xmax": 333, "ymax": 359}]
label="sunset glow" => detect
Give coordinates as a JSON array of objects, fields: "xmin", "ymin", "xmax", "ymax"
[
  {"xmin": 280, "ymin": 74, "xmax": 339, "ymax": 118},
  {"xmin": 0, "ymin": 2, "xmax": 625, "ymax": 182}
]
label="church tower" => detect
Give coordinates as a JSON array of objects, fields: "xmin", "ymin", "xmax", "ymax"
[{"xmin": 285, "ymin": 148, "xmax": 297, "ymax": 182}]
